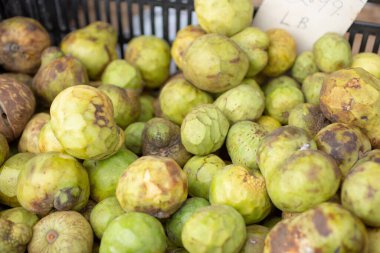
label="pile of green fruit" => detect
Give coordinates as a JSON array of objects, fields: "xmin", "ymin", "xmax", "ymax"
[{"xmin": 0, "ymin": 0, "xmax": 380, "ymax": 252}]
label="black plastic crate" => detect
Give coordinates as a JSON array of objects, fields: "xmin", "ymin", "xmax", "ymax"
[{"xmin": 0, "ymin": 0, "xmax": 379, "ymax": 56}]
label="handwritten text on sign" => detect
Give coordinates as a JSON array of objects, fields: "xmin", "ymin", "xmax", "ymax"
[{"xmin": 253, "ymin": 0, "xmax": 368, "ymax": 52}]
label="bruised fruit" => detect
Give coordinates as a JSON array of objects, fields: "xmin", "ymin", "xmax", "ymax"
[
  {"xmin": 38, "ymin": 121, "xmax": 65, "ymax": 153},
  {"xmin": 240, "ymin": 225, "xmax": 269, "ymax": 253},
  {"xmin": 0, "ymin": 73, "xmax": 33, "ymax": 89},
  {"xmin": 18, "ymin": 112, "xmax": 50, "ymax": 153},
  {"xmin": 302, "ymin": 72, "xmax": 327, "ymax": 105},
  {"xmin": 351, "ymin": 52, "xmax": 380, "ymax": 78},
  {"xmin": 0, "ymin": 207, "xmax": 39, "ymax": 228},
  {"xmin": 0, "ymin": 17, "xmax": 51, "ymax": 74},
  {"xmin": 0, "ymin": 217, "xmax": 32, "ymax": 253},
  {"xmin": 28, "ymin": 211, "xmax": 93, "ymax": 253},
  {"xmin": 124, "ymin": 122, "xmax": 145, "ymax": 155},
  {"xmin": 17, "ymin": 152, "xmax": 90, "ymax": 215},
  {"xmin": 182, "ymin": 34, "xmax": 249, "ymax": 93},
  {"xmin": 183, "ymin": 154, "xmax": 225, "ymax": 200},
  {"xmin": 256, "ymin": 116, "xmax": 282, "ymax": 133},
  {"xmin": 116, "ymin": 156, "xmax": 187, "ymax": 218},
  {"xmin": 182, "ymin": 205, "xmax": 246, "ymax": 253},
  {"xmin": 291, "ymin": 51, "xmax": 319, "ymax": 83}
]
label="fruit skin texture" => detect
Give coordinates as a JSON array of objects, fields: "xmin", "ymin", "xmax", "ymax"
[
  {"xmin": 183, "ymin": 154, "xmax": 225, "ymax": 200},
  {"xmin": 263, "ymin": 29, "xmax": 297, "ymax": 77},
  {"xmin": 0, "ymin": 217, "xmax": 32, "ymax": 253},
  {"xmin": 0, "ymin": 207, "xmax": 39, "ymax": 228},
  {"xmin": 226, "ymin": 121, "xmax": 267, "ymax": 170},
  {"xmin": 50, "ymin": 85, "xmax": 124, "ymax": 160},
  {"xmin": 0, "ymin": 152, "xmax": 35, "ymax": 207},
  {"xmin": 240, "ymin": 225, "xmax": 269, "ymax": 253},
  {"xmin": 101, "ymin": 59, "xmax": 142, "ymax": 91},
  {"xmin": 28, "ymin": 211, "xmax": 93, "ymax": 253},
  {"xmin": 100, "ymin": 212, "xmax": 167, "ymax": 253},
  {"xmin": 17, "ymin": 152, "xmax": 90, "ymax": 215},
  {"xmin": 90, "ymin": 197, "xmax": 124, "ymax": 239},
  {"xmin": 368, "ymin": 227, "xmax": 380, "ymax": 253},
  {"xmin": 194, "ymin": 0, "xmax": 253, "ymax": 37},
  {"xmin": 181, "ymin": 104, "xmax": 230, "ymax": 155},
  {"xmin": 124, "ymin": 122, "xmax": 146, "ymax": 155},
  {"xmin": 138, "ymin": 95, "xmax": 155, "ymax": 122},
  {"xmin": 83, "ymin": 148, "xmax": 138, "ymax": 202},
  {"xmin": 302, "ymin": 72, "xmax": 327, "ymax": 105},
  {"xmin": 166, "ymin": 197, "xmax": 210, "ymax": 247},
  {"xmin": 341, "ymin": 160, "xmax": 380, "ymax": 227},
  {"xmin": 313, "ymin": 32, "xmax": 352, "ymax": 73},
  {"xmin": 171, "ymin": 25, "xmax": 206, "ymax": 70},
  {"xmin": 291, "ymin": 51, "xmax": 319, "ymax": 83},
  {"xmin": 214, "ymin": 83, "xmax": 265, "ymax": 123},
  {"xmin": 142, "ymin": 117, "xmax": 191, "ymax": 167},
  {"xmin": 263, "ymin": 203, "xmax": 368, "ymax": 253},
  {"xmin": 0, "ymin": 134, "xmax": 9, "ymax": 167},
  {"xmin": 38, "ymin": 121, "xmax": 65, "ymax": 153},
  {"xmin": 159, "ymin": 74, "xmax": 213, "ymax": 125},
  {"xmin": 266, "ymin": 150, "xmax": 341, "ymax": 212},
  {"xmin": 116, "ymin": 156, "xmax": 188, "ymax": 218},
  {"xmin": 320, "ymin": 68, "xmax": 380, "ymax": 148},
  {"xmin": 0, "ymin": 17, "xmax": 51, "ymax": 74},
  {"xmin": 125, "ymin": 35, "xmax": 171, "ymax": 88},
  {"xmin": 0, "ymin": 76, "xmax": 36, "ymax": 142},
  {"xmin": 315, "ymin": 123, "xmax": 371, "ymax": 177},
  {"xmin": 256, "ymin": 116, "xmax": 282, "ymax": 133},
  {"xmin": 182, "ymin": 34, "xmax": 249, "ymax": 93},
  {"xmin": 351, "ymin": 52, "xmax": 380, "ymax": 78},
  {"xmin": 182, "ymin": 204, "xmax": 246, "ymax": 253},
  {"xmin": 209, "ymin": 165, "xmax": 272, "ymax": 224}
]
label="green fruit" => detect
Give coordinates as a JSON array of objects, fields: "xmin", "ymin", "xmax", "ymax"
[
  {"xmin": 214, "ymin": 83, "xmax": 265, "ymax": 123},
  {"xmin": 302, "ymin": 72, "xmax": 327, "ymax": 105},
  {"xmin": 355, "ymin": 149, "xmax": 380, "ymax": 166},
  {"xmin": 288, "ymin": 103, "xmax": 329, "ymax": 136},
  {"xmin": 0, "ymin": 17, "xmax": 51, "ymax": 74},
  {"xmin": 263, "ymin": 203, "xmax": 367, "ymax": 252},
  {"xmin": 240, "ymin": 225, "xmax": 269, "ymax": 253},
  {"xmin": 0, "ymin": 152, "xmax": 35, "ymax": 207},
  {"xmin": 231, "ymin": 27, "xmax": 269, "ymax": 77},
  {"xmin": 101, "ymin": 59, "xmax": 143, "ymax": 91},
  {"xmin": 159, "ymin": 74, "xmax": 213, "ymax": 125},
  {"xmin": 100, "ymin": 212, "xmax": 167, "ymax": 253},
  {"xmin": 142, "ymin": 118, "xmax": 191, "ymax": 167},
  {"xmin": 138, "ymin": 94, "xmax": 155, "ymax": 122},
  {"xmin": 256, "ymin": 116, "xmax": 282, "ymax": 133},
  {"xmin": 342, "ymin": 160, "xmax": 380, "ymax": 227},
  {"xmin": 90, "ymin": 197, "xmax": 124, "ymax": 239},
  {"xmin": 18, "ymin": 112, "xmax": 50, "ymax": 153},
  {"xmin": 166, "ymin": 197, "xmax": 210, "ymax": 247},
  {"xmin": 182, "ymin": 205, "xmax": 246, "ymax": 253},
  {"xmin": 116, "ymin": 156, "xmax": 188, "ymax": 218},
  {"xmin": 291, "ymin": 51, "xmax": 319, "ymax": 83},
  {"xmin": 183, "ymin": 154, "xmax": 225, "ymax": 200},
  {"xmin": 17, "ymin": 152, "xmax": 90, "ymax": 215},
  {"xmin": 226, "ymin": 121, "xmax": 267, "ymax": 170},
  {"xmin": 39, "ymin": 46, "xmax": 64, "ymax": 67},
  {"xmin": 38, "ymin": 121, "xmax": 65, "ymax": 153},
  {"xmin": 171, "ymin": 25, "xmax": 206, "ymax": 70},
  {"xmin": 263, "ymin": 29, "xmax": 297, "ymax": 77},
  {"xmin": 0, "ymin": 207, "xmax": 39, "ymax": 228},
  {"xmin": 257, "ymin": 126, "xmax": 317, "ymax": 179},
  {"xmin": 28, "ymin": 211, "xmax": 93, "ymax": 253},
  {"xmin": 50, "ymin": 85, "xmax": 124, "ymax": 160},
  {"xmin": 0, "ymin": 217, "xmax": 32, "ymax": 253},
  {"xmin": 125, "ymin": 36, "xmax": 170, "ymax": 88},
  {"xmin": 315, "ymin": 123, "xmax": 371, "ymax": 177},
  {"xmin": 267, "ymin": 150, "xmax": 341, "ymax": 212},
  {"xmin": 352, "ymin": 52, "xmax": 380, "ymax": 78},
  {"xmin": 181, "ymin": 104, "xmax": 229, "ymax": 155},
  {"xmin": 0, "ymin": 133, "xmax": 9, "ymax": 166},
  {"xmin": 368, "ymin": 227, "xmax": 380, "ymax": 253},
  {"xmin": 209, "ymin": 165, "xmax": 272, "ymax": 224},
  {"xmin": 83, "ymin": 148, "xmax": 138, "ymax": 202},
  {"xmin": 194, "ymin": 0, "xmax": 254, "ymax": 37},
  {"xmin": 182, "ymin": 34, "xmax": 249, "ymax": 93},
  {"xmin": 124, "ymin": 122, "xmax": 146, "ymax": 155},
  {"xmin": 98, "ymin": 84, "xmax": 141, "ymax": 129},
  {"xmin": 313, "ymin": 32, "xmax": 352, "ymax": 73},
  {"xmin": 320, "ymin": 68, "xmax": 380, "ymax": 148}
]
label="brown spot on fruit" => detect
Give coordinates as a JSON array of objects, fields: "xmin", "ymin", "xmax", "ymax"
[
  {"xmin": 312, "ymin": 208, "xmax": 331, "ymax": 236},
  {"xmin": 345, "ymin": 78, "xmax": 361, "ymax": 89},
  {"xmin": 367, "ymin": 185, "xmax": 376, "ymax": 199},
  {"xmin": 55, "ymin": 61, "xmax": 65, "ymax": 73},
  {"xmin": 269, "ymin": 223, "xmax": 301, "ymax": 252},
  {"xmin": 229, "ymin": 57, "xmax": 240, "ymax": 63},
  {"xmin": 46, "ymin": 229, "xmax": 59, "ymax": 244}
]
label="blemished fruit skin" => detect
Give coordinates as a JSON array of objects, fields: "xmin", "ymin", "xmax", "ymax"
[
  {"xmin": 240, "ymin": 225, "xmax": 269, "ymax": 253},
  {"xmin": 0, "ymin": 217, "xmax": 32, "ymax": 253},
  {"xmin": 18, "ymin": 113, "xmax": 50, "ymax": 154}
]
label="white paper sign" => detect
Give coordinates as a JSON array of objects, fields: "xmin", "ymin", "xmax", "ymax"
[{"xmin": 253, "ymin": 0, "xmax": 368, "ymax": 52}]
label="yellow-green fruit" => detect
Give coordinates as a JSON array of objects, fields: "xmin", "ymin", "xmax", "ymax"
[
  {"xmin": 240, "ymin": 225, "xmax": 269, "ymax": 253},
  {"xmin": 159, "ymin": 74, "xmax": 213, "ymax": 125},
  {"xmin": 313, "ymin": 32, "xmax": 352, "ymax": 73},
  {"xmin": 138, "ymin": 94, "xmax": 155, "ymax": 122},
  {"xmin": 125, "ymin": 36, "xmax": 170, "ymax": 88},
  {"xmin": 291, "ymin": 51, "xmax": 319, "ymax": 83},
  {"xmin": 263, "ymin": 29, "xmax": 297, "ymax": 77},
  {"xmin": 302, "ymin": 72, "xmax": 327, "ymax": 105},
  {"xmin": 18, "ymin": 113, "xmax": 50, "ymax": 153},
  {"xmin": 320, "ymin": 68, "xmax": 380, "ymax": 148},
  {"xmin": 17, "ymin": 152, "xmax": 90, "ymax": 215},
  {"xmin": 50, "ymin": 85, "xmax": 123, "ymax": 160},
  {"xmin": 194, "ymin": 0, "xmax": 254, "ymax": 36},
  {"xmin": 124, "ymin": 122, "xmax": 146, "ymax": 155},
  {"xmin": 0, "ymin": 152, "xmax": 35, "ymax": 207},
  {"xmin": 182, "ymin": 34, "xmax": 249, "ymax": 93},
  {"xmin": 256, "ymin": 116, "xmax": 282, "ymax": 133},
  {"xmin": 231, "ymin": 27, "xmax": 270, "ymax": 77},
  {"xmin": 210, "ymin": 165, "xmax": 272, "ymax": 224},
  {"xmin": 368, "ymin": 228, "xmax": 380, "ymax": 253},
  {"xmin": 352, "ymin": 52, "xmax": 380, "ymax": 78},
  {"xmin": 355, "ymin": 149, "xmax": 380, "ymax": 166},
  {"xmin": 38, "ymin": 121, "xmax": 65, "ymax": 153},
  {"xmin": 0, "ymin": 217, "xmax": 32, "ymax": 253},
  {"xmin": 171, "ymin": 25, "xmax": 206, "ymax": 70},
  {"xmin": 0, "ymin": 207, "xmax": 39, "ymax": 228},
  {"xmin": 263, "ymin": 203, "xmax": 368, "ymax": 252},
  {"xmin": 267, "ymin": 150, "xmax": 341, "ymax": 212},
  {"xmin": 181, "ymin": 104, "xmax": 230, "ymax": 155},
  {"xmin": 116, "ymin": 156, "xmax": 188, "ymax": 218},
  {"xmin": 0, "ymin": 134, "xmax": 9, "ymax": 166}
]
